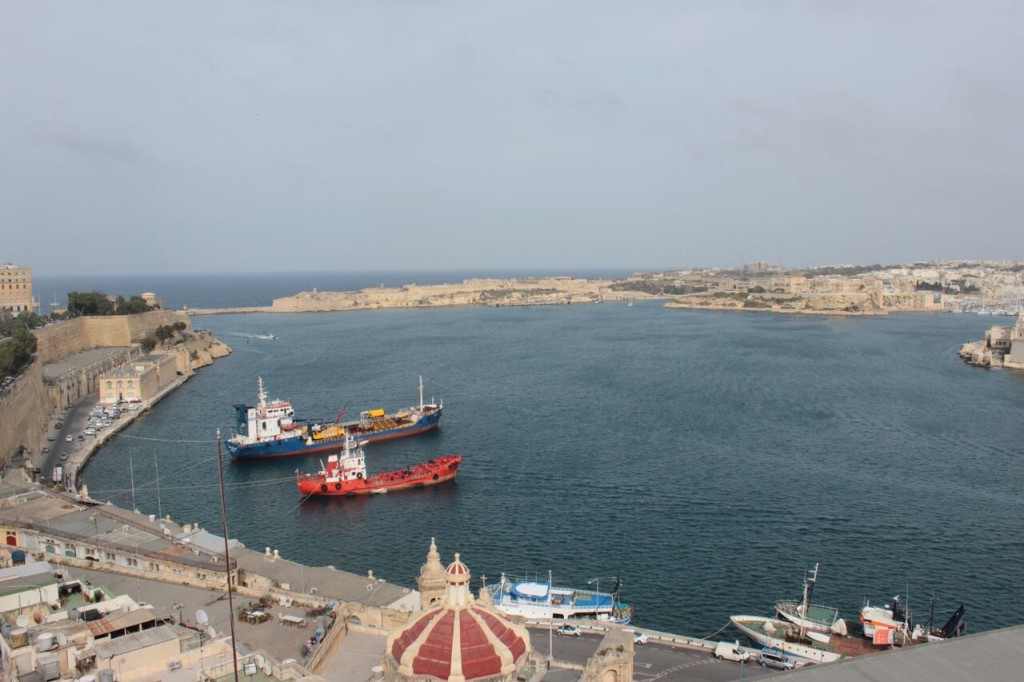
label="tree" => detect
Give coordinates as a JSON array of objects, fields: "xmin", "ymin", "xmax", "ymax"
[{"xmin": 66, "ymin": 291, "xmax": 114, "ymax": 317}]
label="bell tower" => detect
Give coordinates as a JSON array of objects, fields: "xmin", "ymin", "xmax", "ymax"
[{"xmin": 417, "ymin": 537, "xmax": 447, "ymax": 610}]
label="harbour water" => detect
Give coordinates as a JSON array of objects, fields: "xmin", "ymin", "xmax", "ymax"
[{"xmin": 73, "ymin": 274, "xmax": 1024, "ymax": 638}]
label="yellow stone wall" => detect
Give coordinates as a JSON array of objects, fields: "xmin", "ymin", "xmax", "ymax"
[{"xmin": 0, "ymin": 363, "xmax": 50, "ymax": 465}]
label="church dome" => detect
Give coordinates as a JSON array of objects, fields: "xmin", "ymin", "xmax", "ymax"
[
  {"xmin": 389, "ymin": 548, "xmax": 530, "ymax": 682},
  {"xmin": 446, "ymin": 553, "xmax": 470, "ymax": 581}
]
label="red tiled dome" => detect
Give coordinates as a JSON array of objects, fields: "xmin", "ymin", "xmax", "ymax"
[
  {"xmin": 390, "ymin": 606, "xmax": 528, "ymax": 681},
  {"xmin": 389, "ymin": 551, "xmax": 530, "ymax": 681},
  {"xmin": 447, "ymin": 553, "xmax": 470, "ymax": 580}
]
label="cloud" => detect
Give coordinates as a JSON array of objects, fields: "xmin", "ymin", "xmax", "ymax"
[{"xmin": 30, "ymin": 127, "xmax": 159, "ymax": 166}]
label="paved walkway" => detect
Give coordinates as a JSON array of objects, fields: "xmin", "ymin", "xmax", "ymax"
[{"xmin": 320, "ymin": 629, "xmax": 387, "ymax": 682}]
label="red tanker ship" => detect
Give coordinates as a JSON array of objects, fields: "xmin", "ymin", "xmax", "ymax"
[{"xmin": 297, "ymin": 436, "xmax": 461, "ymax": 497}]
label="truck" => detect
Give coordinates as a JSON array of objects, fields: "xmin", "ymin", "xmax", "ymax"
[{"xmin": 52, "ymin": 465, "xmax": 63, "ymax": 485}]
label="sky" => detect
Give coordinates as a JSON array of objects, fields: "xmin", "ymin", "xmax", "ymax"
[{"xmin": 2, "ymin": 1, "xmax": 1022, "ymax": 276}]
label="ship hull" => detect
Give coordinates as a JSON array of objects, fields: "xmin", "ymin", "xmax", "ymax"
[
  {"xmin": 228, "ymin": 409, "xmax": 441, "ymax": 460},
  {"xmin": 730, "ymin": 616, "xmax": 843, "ymax": 664},
  {"xmin": 297, "ymin": 455, "xmax": 461, "ymax": 496}
]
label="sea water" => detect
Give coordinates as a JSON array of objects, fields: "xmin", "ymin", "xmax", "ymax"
[{"xmin": 70, "ymin": 275, "xmax": 1024, "ymax": 637}]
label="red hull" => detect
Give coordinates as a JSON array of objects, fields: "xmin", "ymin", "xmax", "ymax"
[{"xmin": 297, "ymin": 455, "xmax": 461, "ymax": 496}]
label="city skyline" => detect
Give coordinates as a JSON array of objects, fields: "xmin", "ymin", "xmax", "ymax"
[{"xmin": 2, "ymin": 1, "xmax": 1022, "ymax": 276}]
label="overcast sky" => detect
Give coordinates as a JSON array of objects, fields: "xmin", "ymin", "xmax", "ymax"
[{"xmin": 2, "ymin": 1, "xmax": 1021, "ymax": 276}]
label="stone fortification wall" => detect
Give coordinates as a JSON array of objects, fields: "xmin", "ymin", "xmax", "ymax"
[
  {"xmin": 271, "ymin": 277, "xmax": 614, "ymax": 312},
  {"xmin": 34, "ymin": 311, "xmax": 191, "ymax": 364},
  {"xmin": 1, "ymin": 312, "xmax": 218, "ymax": 467},
  {"xmin": 0, "ymin": 363, "xmax": 50, "ymax": 465}
]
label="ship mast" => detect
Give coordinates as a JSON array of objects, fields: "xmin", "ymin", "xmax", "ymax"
[
  {"xmin": 257, "ymin": 377, "xmax": 267, "ymax": 409},
  {"xmin": 418, "ymin": 375, "xmax": 424, "ymax": 410},
  {"xmin": 802, "ymin": 563, "xmax": 819, "ymax": 615}
]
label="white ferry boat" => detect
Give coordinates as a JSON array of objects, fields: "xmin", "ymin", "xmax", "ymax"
[{"xmin": 486, "ymin": 574, "xmax": 631, "ymax": 623}]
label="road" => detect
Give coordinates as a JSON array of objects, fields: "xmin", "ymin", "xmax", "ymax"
[{"xmin": 526, "ymin": 626, "xmax": 786, "ymax": 682}]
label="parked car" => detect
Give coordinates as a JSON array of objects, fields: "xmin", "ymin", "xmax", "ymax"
[
  {"xmin": 556, "ymin": 624, "xmax": 582, "ymax": 637},
  {"xmin": 41, "ymin": 447, "xmax": 50, "ymax": 454},
  {"xmin": 714, "ymin": 641, "xmax": 751, "ymax": 662},
  {"xmin": 59, "ymin": 453, "xmax": 68, "ymax": 461},
  {"xmin": 65, "ymin": 435, "xmax": 73, "ymax": 442},
  {"xmin": 47, "ymin": 434, "xmax": 55, "ymax": 441},
  {"xmin": 85, "ymin": 428, "xmax": 96, "ymax": 436},
  {"xmin": 55, "ymin": 422, "xmax": 63, "ymax": 429},
  {"xmin": 77, "ymin": 434, "xmax": 85, "ymax": 442},
  {"xmin": 633, "ymin": 631, "xmax": 649, "ymax": 645},
  {"xmin": 760, "ymin": 647, "xmax": 796, "ymax": 670}
]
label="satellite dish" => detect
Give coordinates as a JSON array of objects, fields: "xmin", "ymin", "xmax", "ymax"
[
  {"xmin": 206, "ymin": 625, "xmax": 216, "ymax": 639},
  {"xmin": 196, "ymin": 609, "xmax": 209, "ymax": 626},
  {"xmin": 15, "ymin": 615, "xmax": 29, "ymax": 628}
]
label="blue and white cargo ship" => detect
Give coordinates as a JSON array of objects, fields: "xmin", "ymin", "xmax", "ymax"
[{"xmin": 226, "ymin": 376, "xmax": 443, "ymax": 460}]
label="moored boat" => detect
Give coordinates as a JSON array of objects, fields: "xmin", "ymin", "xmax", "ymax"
[
  {"xmin": 487, "ymin": 574, "xmax": 632, "ymax": 623},
  {"xmin": 296, "ymin": 436, "xmax": 461, "ymax": 496},
  {"xmin": 730, "ymin": 615, "xmax": 859, "ymax": 665},
  {"xmin": 774, "ymin": 563, "xmax": 846, "ymax": 635},
  {"xmin": 227, "ymin": 376, "xmax": 443, "ymax": 460}
]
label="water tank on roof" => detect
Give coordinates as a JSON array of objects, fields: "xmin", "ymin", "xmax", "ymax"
[
  {"xmin": 99, "ymin": 668, "xmax": 115, "ymax": 682},
  {"xmin": 11, "ymin": 549, "xmax": 26, "ymax": 564},
  {"xmin": 80, "ymin": 676, "xmax": 98, "ymax": 682},
  {"xmin": 39, "ymin": 654, "xmax": 60, "ymax": 681},
  {"xmin": 36, "ymin": 632, "xmax": 54, "ymax": 651},
  {"xmin": 10, "ymin": 628, "xmax": 28, "ymax": 648}
]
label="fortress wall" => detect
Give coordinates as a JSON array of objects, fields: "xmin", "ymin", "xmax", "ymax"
[
  {"xmin": 2, "ymin": 312, "xmax": 204, "ymax": 467},
  {"xmin": 34, "ymin": 311, "xmax": 191, "ymax": 363},
  {"xmin": 0, "ymin": 363, "xmax": 50, "ymax": 465}
]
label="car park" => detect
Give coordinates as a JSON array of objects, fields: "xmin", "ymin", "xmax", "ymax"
[
  {"xmin": 760, "ymin": 647, "xmax": 796, "ymax": 670},
  {"xmin": 556, "ymin": 624, "xmax": 582, "ymax": 637},
  {"xmin": 714, "ymin": 641, "xmax": 751, "ymax": 662}
]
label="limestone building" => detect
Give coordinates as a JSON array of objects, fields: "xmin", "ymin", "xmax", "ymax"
[
  {"xmin": 97, "ymin": 353, "xmax": 177, "ymax": 404},
  {"xmin": 0, "ymin": 263, "xmax": 34, "ymax": 313}
]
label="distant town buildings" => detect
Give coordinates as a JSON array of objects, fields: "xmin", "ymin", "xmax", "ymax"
[{"xmin": 0, "ymin": 263, "xmax": 34, "ymax": 313}]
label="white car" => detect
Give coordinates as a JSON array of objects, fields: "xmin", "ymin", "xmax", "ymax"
[
  {"xmin": 65, "ymin": 435, "xmax": 73, "ymax": 442},
  {"xmin": 556, "ymin": 624, "xmax": 582, "ymax": 637},
  {"xmin": 633, "ymin": 631, "xmax": 649, "ymax": 645},
  {"xmin": 714, "ymin": 641, "xmax": 751, "ymax": 663},
  {"xmin": 760, "ymin": 647, "xmax": 796, "ymax": 670}
]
